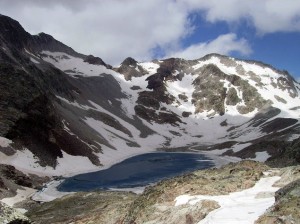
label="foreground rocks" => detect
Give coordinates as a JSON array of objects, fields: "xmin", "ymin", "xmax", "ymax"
[
  {"xmin": 26, "ymin": 191, "xmax": 136, "ymax": 224},
  {"xmin": 0, "ymin": 202, "xmax": 30, "ymax": 224},
  {"xmin": 256, "ymin": 167, "xmax": 300, "ymax": 224}
]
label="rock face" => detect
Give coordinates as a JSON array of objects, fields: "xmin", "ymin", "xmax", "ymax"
[
  {"xmin": 0, "ymin": 14, "xmax": 110, "ymax": 168},
  {"xmin": 115, "ymin": 57, "xmax": 147, "ymax": 80},
  {"xmin": 83, "ymin": 55, "xmax": 112, "ymax": 69},
  {"xmin": 0, "ymin": 14, "xmax": 299, "ymax": 175},
  {"xmin": 0, "ymin": 164, "xmax": 48, "ymax": 201}
]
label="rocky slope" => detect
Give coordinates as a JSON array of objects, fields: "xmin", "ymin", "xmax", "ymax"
[{"xmin": 0, "ymin": 201, "xmax": 30, "ymax": 224}]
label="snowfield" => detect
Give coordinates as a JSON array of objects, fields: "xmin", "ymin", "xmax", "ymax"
[{"xmin": 175, "ymin": 175, "xmax": 281, "ymax": 224}]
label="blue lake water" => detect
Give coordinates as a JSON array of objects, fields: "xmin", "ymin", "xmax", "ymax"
[{"xmin": 57, "ymin": 152, "xmax": 214, "ymax": 192}]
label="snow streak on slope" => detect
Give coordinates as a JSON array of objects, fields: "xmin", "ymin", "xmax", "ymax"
[
  {"xmin": 166, "ymin": 73, "xmax": 195, "ymax": 113},
  {"xmin": 0, "ymin": 147, "xmax": 99, "ymax": 177},
  {"xmin": 41, "ymin": 51, "xmax": 112, "ymax": 76}
]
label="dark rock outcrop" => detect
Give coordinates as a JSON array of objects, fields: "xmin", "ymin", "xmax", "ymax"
[
  {"xmin": 29, "ymin": 32, "xmax": 85, "ymax": 58},
  {"xmin": 116, "ymin": 57, "xmax": 147, "ymax": 80},
  {"xmin": 83, "ymin": 55, "xmax": 112, "ymax": 69},
  {"xmin": 0, "ymin": 164, "xmax": 49, "ymax": 200},
  {"xmin": 0, "ymin": 14, "xmax": 31, "ymax": 50}
]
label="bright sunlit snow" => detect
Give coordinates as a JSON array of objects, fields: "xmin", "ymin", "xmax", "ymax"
[{"xmin": 175, "ymin": 175, "xmax": 281, "ymax": 224}]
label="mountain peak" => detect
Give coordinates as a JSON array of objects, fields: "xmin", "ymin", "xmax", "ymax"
[
  {"xmin": 36, "ymin": 32, "xmax": 55, "ymax": 41},
  {"xmin": 30, "ymin": 32, "xmax": 84, "ymax": 58},
  {"xmin": 121, "ymin": 57, "xmax": 138, "ymax": 66},
  {"xmin": 116, "ymin": 57, "xmax": 148, "ymax": 80},
  {"xmin": 0, "ymin": 14, "xmax": 31, "ymax": 49}
]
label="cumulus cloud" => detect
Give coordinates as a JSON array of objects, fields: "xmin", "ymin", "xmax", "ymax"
[
  {"xmin": 0, "ymin": 0, "xmax": 191, "ymax": 64},
  {"xmin": 167, "ymin": 33, "xmax": 251, "ymax": 59},
  {"xmin": 186, "ymin": 0, "xmax": 300, "ymax": 34},
  {"xmin": 0, "ymin": 0, "xmax": 299, "ymax": 64}
]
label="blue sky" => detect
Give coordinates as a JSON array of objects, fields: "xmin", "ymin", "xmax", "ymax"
[{"xmin": 0, "ymin": 0, "xmax": 300, "ymax": 79}]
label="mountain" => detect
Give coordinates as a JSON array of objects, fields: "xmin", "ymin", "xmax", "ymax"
[{"xmin": 0, "ymin": 14, "xmax": 300, "ymax": 178}]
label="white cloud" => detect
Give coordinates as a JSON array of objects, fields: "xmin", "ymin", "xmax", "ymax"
[
  {"xmin": 0, "ymin": 0, "xmax": 299, "ymax": 65},
  {"xmin": 0, "ymin": 0, "xmax": 191, "ymax": 64},
  {"xmin": 167, "ymin": 33, "xmax": 251, "ymax": 60},
  {"xmin": 185, "ymin": 0, "xmax": 300, "ymax": 34}
]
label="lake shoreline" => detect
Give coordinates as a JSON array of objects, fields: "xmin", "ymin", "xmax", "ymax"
[
  {"xmin": 31, "ymin": 150, "xmax": 241, "ymax": 202},
  {"xmin": 0, "ymin": 149, "xmax": 241, "ymax": 205}
]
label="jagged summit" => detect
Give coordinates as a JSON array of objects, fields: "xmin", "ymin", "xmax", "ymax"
[
  {"xmin": 121, "ymin": 57, "xmax": 138, "ymax": 66},
  {"xmin": 0, "ymin": 14, "xmax": 108, "ymax": 65},
  {"xmin": 0, "ymin": 14, "xmax": 31, "ymax": 49},
  {"xmin": 83, "ymin": 55, "xmax": 112, "ymax": 69},
  {"xmin": 0, "ymin": 14, "xmax": 299, "ymax": 176},
  {"xmin": 30, "ymin": 32, "xmax": 85, "ymax": 58},
  {"xmin": 115, "ymin": 57, "xmax": 147, "ymax": 80}
]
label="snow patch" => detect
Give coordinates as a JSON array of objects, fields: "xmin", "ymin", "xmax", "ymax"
[
  {"xmin": 166, "ymin": 73, "xmax": 195, "ymax": 113},
  {"xmin": 55, "ymin": 151, "xmax": 99, "ymax": 176},
  {"xmin": 56, "ymin": 95, "xmax": 90, "ymax": 110},
  {"xmin": 30, "ymin": 57, "xmax": 40, "ymax": 64},
  {"xmin": 1, "ymin": 187, "xmax": 36, "ymax": 208},
  {"xmin": 31, "ymin": 179, "xmax": 73, "ymax": 202},
  {"xmin": 139, "ymin": 62, "xmax": 159, "ymax": 75},
  {"xmin": 175, "ymin": 175, "xmax": 281, "ymax": 224},
  {"xmin": 0, "ymin": 136, "xmax": 12, "ymax": 147},
  {"xmin": 24, "ymin": 48, "xmax": 40, "ymax": 59},
  {"xmin": 251, "ymin": 151, "xmax": 271, "ymax": 162},
  {"xmin": 41, "ymin": 51, "xmax": 114, "ymax": 77},
  {"xmin": 0, "ymin": 148, "xmax": 99, "ymax": 177},
  {"xmin": 231, "ymin": 143, "xmax": 252, "ymax": 153}
]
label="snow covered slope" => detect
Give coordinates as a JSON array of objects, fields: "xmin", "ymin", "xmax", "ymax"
[{"xmin": 0, "ymin": 14, "xmax": 299, "ymax": 176}]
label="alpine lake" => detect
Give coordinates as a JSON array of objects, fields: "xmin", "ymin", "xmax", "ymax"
[{"xmin": 57, "ymin": 152, "xmax": 215, "ymax": 192}]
